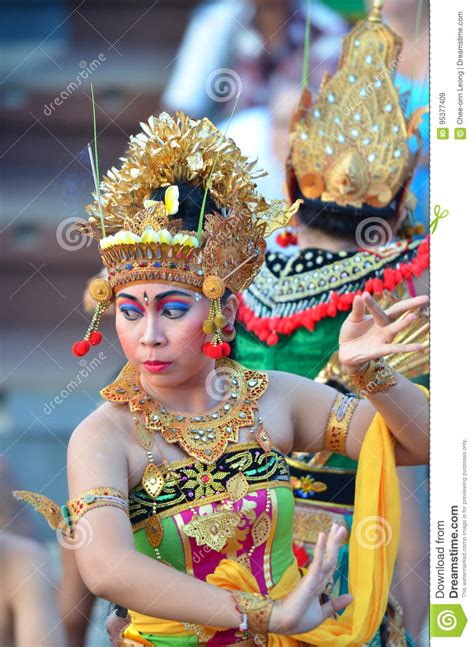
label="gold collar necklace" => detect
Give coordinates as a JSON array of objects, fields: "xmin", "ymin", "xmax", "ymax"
[{"xmin": 100, "ymin": 359, "xmax": 270, "ymax": 464}]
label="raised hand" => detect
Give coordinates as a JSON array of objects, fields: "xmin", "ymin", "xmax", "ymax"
[
  {"xmin": 269, "ymin": 523, "xmax": 353, "ymax": 635},
  {"xmin": 338, "ymin": 292, "xmax": 429, "ymax": 374}
]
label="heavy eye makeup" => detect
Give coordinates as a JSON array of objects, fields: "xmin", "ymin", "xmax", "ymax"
[
  {"xmin": 117, "ymin": 292, "xmax": 193, "ymax": 321},
  {"xmin": 117, "ymin": 299, "xmax": 145, "ymax": 321},
  {"xmin": 157, "ymin": 298, "xmax": 192, "ymax": 319}
]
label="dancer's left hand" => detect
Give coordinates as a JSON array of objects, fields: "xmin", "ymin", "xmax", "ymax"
[{"xmin": 338, "ymin": 292, "xmax": 429, "ymax": 374}]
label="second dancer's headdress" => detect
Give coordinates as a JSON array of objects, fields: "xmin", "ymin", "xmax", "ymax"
[{"xmin": 286, "ymin": 0, "xmax": 426, "ymax": 221}]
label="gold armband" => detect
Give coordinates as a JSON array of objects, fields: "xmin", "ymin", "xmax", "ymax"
[
  {"xmin": 231, "ymin": 590, "xmax": 274, "ymax": 635},
  {"xmin": 323, "ymin": 392, "xmax": 360, "ymax": 454},
  {"xmin": 65, "ymin": 486, "xmax": 129, "ymax": 535},
  {"xmin": 12, "ymin": 486, "xmax": 129, "ymax": 538},
  {"xmin": 349, "ymin": 359, "xmax": 398, "ymax": 395}
]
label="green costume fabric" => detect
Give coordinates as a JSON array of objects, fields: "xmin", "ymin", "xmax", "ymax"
[{"xmin": 234, "ymin": 312, "xmax": 357, "ymax": 470}]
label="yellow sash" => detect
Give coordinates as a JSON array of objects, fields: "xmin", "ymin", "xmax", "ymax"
[{"xmin": 124, "ymin": 385, "xmax": 428, "ymax": 645}]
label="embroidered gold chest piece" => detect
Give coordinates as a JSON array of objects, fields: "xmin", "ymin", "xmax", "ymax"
[{"xmin": 101, "ymin": 359, "xmax": 269, "ymax": 465}]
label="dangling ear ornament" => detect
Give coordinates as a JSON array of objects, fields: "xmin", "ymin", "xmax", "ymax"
[
  {"xmin": 72, "ymin": 278, "xmax": 113, "ymax": 357},
  {"xmin": 201, "ymin": 276, "xmax": 231, "ymax": 359}
]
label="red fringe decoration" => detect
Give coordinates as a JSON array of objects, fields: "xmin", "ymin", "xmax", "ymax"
[{"xmin": 238, "ymin": 236, "xmax": 430, "ymax": 346}]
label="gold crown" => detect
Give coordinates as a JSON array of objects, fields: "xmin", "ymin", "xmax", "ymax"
[
  {"xmin": 288, "ymin": 0, "xmax": 426, "ymax": 210},
  {"xmin": 80, "ymin": 112, "xmax": 301, "ymax": 294},
  {"xmin": 81, "ymin": 111, "xmax": 301, "ymax": 295}
]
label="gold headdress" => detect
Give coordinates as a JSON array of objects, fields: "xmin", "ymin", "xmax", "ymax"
[
  {"xmin": 73, "ymin": 111, "xmax": 300, "ymax": 357},
  {"xmin": 287, "ymin": 0, "xmax": 426, "ymax": 213}
]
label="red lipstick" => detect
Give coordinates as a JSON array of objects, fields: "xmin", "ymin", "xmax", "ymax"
[{"xmin": 143, "ymin": 360, "xmax": 173, "ymax": 373}]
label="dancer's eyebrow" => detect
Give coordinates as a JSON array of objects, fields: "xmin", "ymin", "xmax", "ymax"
[
  {"xmin": 153, "ymin": 290, "xmax": 194, "ymax": 303},
  {"xmin": 117, "ymin": 290, "xmax": 193, "ymax": 304}
]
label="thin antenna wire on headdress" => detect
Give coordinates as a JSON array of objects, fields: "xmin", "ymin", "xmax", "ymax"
[
  {"xmin": 408, "ymin": 0, "xmax": 424, "ymax": 114},
  {"xmin": 89, "ymin": 84, "xmax": 105, "ymax": 238},
  {"xmin": 196, "ymin": 90, "xmax": 242, "ymax": 244},
  {"xmin": 301, "ymin": 0, "xmax": 312, "ymax": 89}
]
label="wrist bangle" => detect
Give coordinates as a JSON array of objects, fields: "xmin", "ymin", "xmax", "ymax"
[
  {"xmin": 230, "ymin": 590, "xmax": 273, "ymax": 635},
  {"xmin": 349, "ymin": 359, "xmax": 398, "ymax": 395}
]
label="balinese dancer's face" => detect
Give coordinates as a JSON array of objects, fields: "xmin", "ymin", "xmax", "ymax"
[{"xmin": 115, "ymin": 282, "xmax": 235, "ymax": 389}]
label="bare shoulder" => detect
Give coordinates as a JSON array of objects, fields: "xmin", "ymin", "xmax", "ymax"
[
  {"xmin": 69, "ymin": 401, "xmax": 132, "ymax": 450},
  {"xmin": 67, "ymin": 402, "xmax": 131, "ymax": 489}
]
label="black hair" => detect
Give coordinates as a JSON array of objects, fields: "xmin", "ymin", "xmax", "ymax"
[
  {"xmin": 294, "ymin": 184, "xmax": 403, "ymax": 238},
  {"xmin": 149, "ymin": 182, "xmax": 220, "ymax": 231},
  {"xmin": 149, "ymin": 181, "xmax": 232, "ymax": 301}
]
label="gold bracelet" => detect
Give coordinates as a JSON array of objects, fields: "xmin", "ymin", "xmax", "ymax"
[
  {"xmin": 65, "ymin": 486, "xmax": 129, "ymax": 534},
  {"xmin": 323, "ymin": 392, "xmax": 360, "ymax": 454},
  {"xmin": 230, "ymin": 590, "xmax": 274, "ymax": 635},
  {"xmin": 349, "ymin": 359, "xmax": 398, "ymax": 395}
]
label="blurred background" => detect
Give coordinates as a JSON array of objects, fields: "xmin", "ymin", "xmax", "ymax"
[{"xmin": 0, "ymin": 1, "xmax": 429, "ymax": 645}]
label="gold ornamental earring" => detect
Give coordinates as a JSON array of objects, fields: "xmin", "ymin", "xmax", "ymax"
[
  {"xmin": 72, "ymin": 278, "xmax": 113, "ymax": 357},
  {"xmin": 201, "ymin": 276, "xmax": 231, "ymax": 359}
]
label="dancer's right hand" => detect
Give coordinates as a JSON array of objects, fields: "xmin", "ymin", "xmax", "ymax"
[{"xmin": 269, "ymin": 523, "xmax": 352, "ymax": 635}]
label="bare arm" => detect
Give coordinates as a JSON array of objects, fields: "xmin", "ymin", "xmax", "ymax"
[
  {"xmin": 67, "ymin": 404, "xmax": 242, "ymax": 630},
  {"xmin": 289, "ymin": 370, "xmax": 428, "ymax": 465},
  {"xmin": 287, "ymin": 292, "xmax": 430, "ymax": 465}
]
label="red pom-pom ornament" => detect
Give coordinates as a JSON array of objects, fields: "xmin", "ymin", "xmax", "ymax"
[
  {"xmin": 89, "ymin": 331, "xmax": 103, "ymax": 346},
  {"xmin": 202, "ymin": 341, "xmax": 231, "ymax": 359},
  {"xmin": 72, "ymin": 340, "xmax": 91, "ymax": 357}
]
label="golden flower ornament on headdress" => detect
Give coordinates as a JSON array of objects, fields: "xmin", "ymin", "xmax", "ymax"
[{"xmin": 72, "ymin": 111, "xmax": 301, "ymax": 357}]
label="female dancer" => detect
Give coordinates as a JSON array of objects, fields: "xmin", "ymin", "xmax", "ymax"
[{"xmin": 15, "ymin": 112, "xmax": 428, "ymax": 646}]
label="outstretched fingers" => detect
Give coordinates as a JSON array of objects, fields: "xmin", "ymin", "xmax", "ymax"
[
  {"xmin": 321, "ymin": 593, "xmax": 353, "ymax": 622},
  {"xmin": 382, "ymin": 342, "xmax": 425, "ymax": 355},
  {"xmin": 385, "ymin": 312, "xmax": 417, "ymax": 338},
  {"xmin": 384, "ymin": 295, "xmax": 429, "ymax": 320},
  {"xmin": 362, "ymin": 293, "xmax": 391, "ymax": 326},
  {"xmin": 306, "ymin": 524, "xmax": 347, "ymax": 595},
  {"xmin": 347, "ymin": 294, "xmax": 367, "ymax": 323}
]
